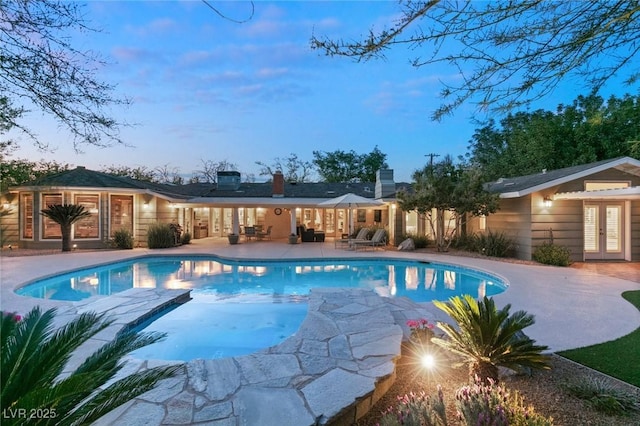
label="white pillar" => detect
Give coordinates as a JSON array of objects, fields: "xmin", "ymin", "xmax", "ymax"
[
  {"xmin": 232, "ymin": 207, "xmax": 240, "ymax": 234},
  {"xmin": 290, "ymin": 207, "xmax": 297, "ymax": 235}
]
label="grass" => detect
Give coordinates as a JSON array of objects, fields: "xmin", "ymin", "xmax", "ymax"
[{"xmin": 557, "ymin": 290, "xmax": 640, "ymax": 387}]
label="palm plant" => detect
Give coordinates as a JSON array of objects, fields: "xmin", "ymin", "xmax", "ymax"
[
  {"xmin": 40, "ymin": 204, "xmax": 91, "ymax": 251},
  {"xmin": 1, "ymin": 307, "xmax": 182, "ymax": 426},
  {"xmin": 432, "ymin": 295, "xmax": 550, "ymax": 383}
]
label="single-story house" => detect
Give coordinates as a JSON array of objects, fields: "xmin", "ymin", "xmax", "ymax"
[
  {"xmin": 2, "ymin": 157, "xmax": 639, "ymax": 262},
  {"xmin": 478, "ymin": 156, "xmax": 640, "ymax": 262},
  {"xmin": 0, "ymin": 167, "xmax": 402, "ymax": 249}
]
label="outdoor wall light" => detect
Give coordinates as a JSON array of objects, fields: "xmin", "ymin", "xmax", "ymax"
[
  {"xmin": 143, "ymin": 202, "xmax": 150, "ymax": 209},
  {"xmin": 543, "ymin": 197, "xmax": 553, "ymax": 208},
  {"xmin": 2, "ymin": 202, "xmax": 10, "ymax": 210}
]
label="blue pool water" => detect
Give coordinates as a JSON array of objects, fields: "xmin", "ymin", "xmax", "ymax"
[
  {"xmin": 128, "ymin": 296, "xmax": 308, "ymax": 361},
  {"xmin": 17, "ymin": 256, "xmax": 506, "ymax": 361},
  {"xmin": 16, "ymin": 256, "xmax": 507, "ymax": 303}
]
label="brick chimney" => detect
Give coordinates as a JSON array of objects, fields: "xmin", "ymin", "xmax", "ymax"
[{"xmin": 272, "ymin": 171, "xmax": 284, "ymax": 197}]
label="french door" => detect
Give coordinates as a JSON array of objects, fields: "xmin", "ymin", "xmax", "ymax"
[{"xmin": 583, "ymin": 202, "xmax": 624, "ymax": 260}]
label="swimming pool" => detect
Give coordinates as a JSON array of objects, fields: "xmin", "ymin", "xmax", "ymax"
[
  {"xmin": 17, "ymin": 256, "xmax": 506, "ymax": 361},
  {"xmin": 16, "ymin": 256, "xmax": 507, "ymax": 302}
]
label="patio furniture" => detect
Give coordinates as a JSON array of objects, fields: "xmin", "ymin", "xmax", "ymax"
[
  {"xmin": 244, "ymin": 226, "xmax": 256, "ymax": 242},
  {"xmin": 257, "ymin": 225, "xmax": 272, "ymax": 240},
  {"xmin": 352, "ymin": 229, "xmax": 387, "ymax": 251},
  {"xmin": 335, "ymin": 227, "xmax": 369, "ymax": 249}
]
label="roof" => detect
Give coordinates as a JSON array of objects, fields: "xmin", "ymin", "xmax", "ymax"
[
  {"xmin": 13, "ymin": 166, "xmax": 189, "ymax": 200},
  {"xmin": 10, "ymin": 167, "xmax": 392, "ymax": 202},
  {"xmin": 486, "ymin": 156, "xmax": 640, "ymax": 198}
]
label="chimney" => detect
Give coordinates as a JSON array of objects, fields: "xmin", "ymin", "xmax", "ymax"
[
  {"xmin": 375, "ymin": 169, "xmax": 395, "ymax": 199},
  {"xmin": 217, "ymin": 171, "xmax": 241, "ymax": 190},
  {"xmin": 272, "ymin": 170, "xmax": 284, "ymax": 197}
]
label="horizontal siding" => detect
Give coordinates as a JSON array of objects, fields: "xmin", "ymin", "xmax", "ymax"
[
  {"xmin": 486, "ymin": 196, "xmax": 532, "ymax": 260},
  {"xmin": 531, "ymin": 195, "xmax": 583, "ymax": 262},
  {"xmin": 556, "ymin": 169, "xmax": 640, "ymax": 193}
]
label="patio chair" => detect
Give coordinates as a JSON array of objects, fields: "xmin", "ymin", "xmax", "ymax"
[
  {"xmin": 352, "ymin": 229, "xmax": 387, "ymax": 251},
  {"xmin": 244, "ymin": 226, "xmax": 256, "ymax": 242},
  {"xmin": 335, "ymin": 227, "xmax": 369, "ymax": 249},
  {"xmin": 257, "ymin": 225, "xmax": 272, "ymax": 240}
]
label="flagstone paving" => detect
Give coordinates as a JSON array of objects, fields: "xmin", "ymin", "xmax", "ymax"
[{"xmin": 88, "ymin": 288, "xmax": 434, "ymax": 426}]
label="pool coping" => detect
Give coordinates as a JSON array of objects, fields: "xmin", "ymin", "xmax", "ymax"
[{"xmin": 69, "ymin": 285, "xmax": 436, "ymax": 426}]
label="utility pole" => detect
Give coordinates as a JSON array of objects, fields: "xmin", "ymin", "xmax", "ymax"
[{"xmin": 425, "ymin": 153, "xmax": 440, "ymax": 167}]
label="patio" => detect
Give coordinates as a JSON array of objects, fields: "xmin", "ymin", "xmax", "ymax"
[{"xmin": 1, "ymin": 238, "xmax": 639, "ymax": 424}]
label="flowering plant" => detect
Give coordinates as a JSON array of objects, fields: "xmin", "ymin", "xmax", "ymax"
[
  {"xmin": 2, "ymin": 311, "xmax": 22, "ymax": 322},
  {"xmin": 406, "ymin": 318, "xmax": 435, "ymax": 345}
]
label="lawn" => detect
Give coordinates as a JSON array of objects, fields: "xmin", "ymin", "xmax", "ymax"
[{"xmin": 557, "ymin": 290, "xmax": 640, "ymax": 387}]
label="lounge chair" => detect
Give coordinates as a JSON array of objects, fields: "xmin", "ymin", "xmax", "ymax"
[
  {"xmin": 352, "ymin": 229, "xmax": 387, "ymax": 251},
  {"xmin": 335, "ymin": 227, "xmax": 369, "ymax": 249}
]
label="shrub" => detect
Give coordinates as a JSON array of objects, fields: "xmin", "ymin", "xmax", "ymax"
[
  {"xmin": 401, "ymin": 233, "xmax": 431, "ymax": 249},
  {"xmin": 533, "ymin": 242, "xmax": 572, "ymax": 266},
  {"xmin": 378, "ymin": 389, "xmax": 447, "ymax": 426},
  {"xmin": 456, "ymin": 377, "xmax": 553, "ymax": 425},
  {"xmin": 432, "ymin": 295, "xmax": 550, "ymax": 383},
  {"xmin": 451, "ymin": 232, "xmax": 478, "ymax": 251},
  {"xmin": 112, "ymin": 229, "xmax": 134, "ymax": 249},
  {"xmin": 563, "ymin": 377, "xmax": 640, "ymax": 415},
  {"xmin": 475, "ymin": 230, "xmax": 514, "ymax": 258},
  {"xmin": 181, "ymin": 232, "xmax": 192, "ymax": 245},
  {"xmin": 147, "ymin": 223, "xmax": 176, "ymax": 248},
  {"xmin": 0, "ymin": 307, "xmax": 180, "ymax": 426}
]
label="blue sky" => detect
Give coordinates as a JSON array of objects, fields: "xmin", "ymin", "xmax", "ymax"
[{"xmin": 10, "ymin": 1, "xmax": 632, "ymax": 182}]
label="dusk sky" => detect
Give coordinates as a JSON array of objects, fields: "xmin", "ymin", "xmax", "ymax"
[{"xmin": 10, "ymin": 1, "xmax": 633, "ymax": 182}]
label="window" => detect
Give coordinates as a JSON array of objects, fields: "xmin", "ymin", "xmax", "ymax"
[
  {"xmin": 110, "ymin": 195, "xmax": 133, "ymax": 235},
  {"xmin": 479, "ymin": 215, "xmax": 487, "ymax": 231},
  {"xmin": 74, "ymin": 194, "xmax": 99, "ymax": 239},
  {"xmin": 585, "ymin": 181, "xmax": 629, "ymax": 191},
  {"xmin": 42, "ymin": 194, "xmax": 63, "ymax": 239},
  {"xmin": 21, "ymin": 193, "xmax": 33, "ymax": 239}
]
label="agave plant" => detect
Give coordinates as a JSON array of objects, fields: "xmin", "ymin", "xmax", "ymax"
[
  {"xmin": 1, "ymin": 307, "xmax": 182, "ymax": 426},
  {"xmin": 40, "ymin": 204, "xmax": 91, "ymax": 251},
  {"xmin": 432, "ymin": 295, "xmax": 550, "ymax": 383}
]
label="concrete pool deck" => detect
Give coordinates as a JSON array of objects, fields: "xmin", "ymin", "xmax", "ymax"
[{"xmin": 1, "ymin": 238, "xmax": 639, "ymax": 425}]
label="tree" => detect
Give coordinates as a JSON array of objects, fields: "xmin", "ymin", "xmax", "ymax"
[
  {"xmin": 1, "ymin": 0, "xmax": 130, "ymax": 150},
  {"xmin": 256, "ymin": 153, "xmax": 314, "ymax": 182},
  {"xmin": 398, "ymin": 155, "xmax": 499, "ymax": 251},
  {"xmin": 100, "ymin": 165, "xmax": 157, "ymax": 182},
  {"xmin": 311, "ymin": 1, "xmax": 640, "ymax": 120},
  {"xmin": 432, "ymin": 295, "xmax": 550, "ymax": 383},
  {"xmin": 40, "ymin": 204, "xmax": 91, "ymax": 252},
  {"xmin": 312, "ymin": 146, "xmax": 388, "ymax": 182},
  {"xmin": 195, "ymin": 159, "xmax": 238, "ymax": 183},
  {"xmin": 468, "ymin": 93, "xmax": 640, "ymax": 180},
  {"xmin": 0, "ymin": 155, "xmax": 71, "ymax": 193},
  {"xmin": 1, "ymin": 306, "xmax": 180, "ymax": 426}
]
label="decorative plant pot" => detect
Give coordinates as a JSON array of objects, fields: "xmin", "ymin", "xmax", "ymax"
[
  {"xmin": 288, "ymin": 235, "xmax": 298, "ymax": 244},
  {"xmin": 228, "ymin": 234, "xmax": 239, "ymax": 245}
]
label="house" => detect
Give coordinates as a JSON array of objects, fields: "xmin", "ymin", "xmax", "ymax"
[
  {"xmin": 479, "ymin": 156, "xmax": 640, "ymax": 262},
  {"xmin": 2, "ymin": 157, "xmax": 638, "ymax": 262},
  {"xmin": 1, "ymin": 167, "xmax": 402, "ymax": 250}
]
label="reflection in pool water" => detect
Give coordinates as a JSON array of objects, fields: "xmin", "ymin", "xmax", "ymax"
[{"xmin": 16, "ymin": 256, "xmax": 507, "ymax": 303}]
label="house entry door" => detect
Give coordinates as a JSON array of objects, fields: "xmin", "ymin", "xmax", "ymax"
[{"xmin": 583, "ymin": 202, "xmax": 624, "ymax": 260}]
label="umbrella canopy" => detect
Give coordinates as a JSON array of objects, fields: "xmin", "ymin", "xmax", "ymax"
[
  {"xmin": 317, "ymin": 193, "xmax": 384, "ymax": 209},
  {"xmin": 317, "ymin": 193, "xmax": 384, "ymax": 235}
]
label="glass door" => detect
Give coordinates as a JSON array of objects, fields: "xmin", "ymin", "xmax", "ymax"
[{"xmin": 584, "ymin": 202, "xmax": 624, "ymax": 260}]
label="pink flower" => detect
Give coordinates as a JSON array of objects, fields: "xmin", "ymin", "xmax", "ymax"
[
  {"xmin": 406, "ymin": 320, "xmax": 418, "ymax": 328},
  {"xmin": 14, "ymin": 315, "xmax": 21, "ymax": 322},
  {"xmin": 427, "ymin": 323, "xmax": 435, "ymax": 329},
  {"xmin": 419, "ymin": 318, "xmax": 428, "ymax": 325}
]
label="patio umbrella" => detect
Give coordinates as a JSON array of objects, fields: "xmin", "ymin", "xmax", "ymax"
[{"xmin": 317, "ymin": 193, "xmax": 384, "ymax": 235}]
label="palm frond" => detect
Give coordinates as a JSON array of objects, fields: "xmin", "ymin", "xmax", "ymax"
[{"xmin": 65, "ymin": 365, "xmax": 183, "ymax": 426}]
